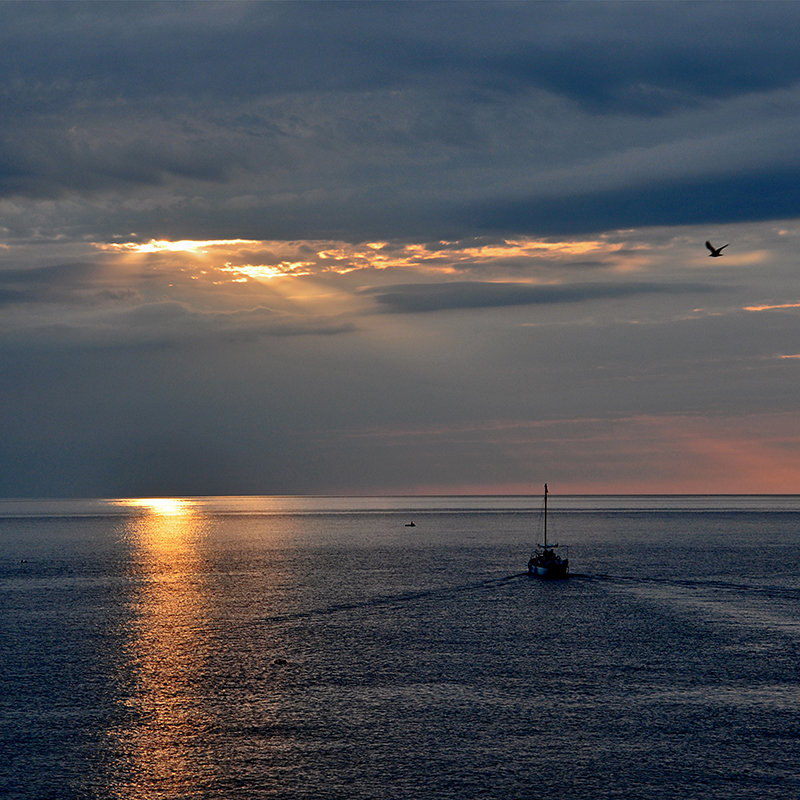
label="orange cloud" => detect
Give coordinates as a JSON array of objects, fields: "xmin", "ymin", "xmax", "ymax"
[
  {"xmin": 744, "ymin": 302, "xmax": 800, "ymax": 312},
  {"xmin": 94, "ymin": 235, "xmax": 625, "ymax": 285}
]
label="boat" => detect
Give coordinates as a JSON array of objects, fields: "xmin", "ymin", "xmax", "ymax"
[
  {"xmin": 527, "ymin": 484, "xmax": 569, "ymax": 579},
  {"xmin": 405, "ymin": 521, "xmax": 416, "ymax": 527}
]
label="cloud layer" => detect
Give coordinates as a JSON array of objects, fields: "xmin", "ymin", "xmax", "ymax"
[
  {"xmin": 4, "ymin": 2, "xmax": 800, "ymax": 496},
  {"xmin": 3, "ymin": 2, "xmax": 800, "ymax": 242}
]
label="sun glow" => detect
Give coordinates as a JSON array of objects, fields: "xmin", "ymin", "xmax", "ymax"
[
  {"xmin": 219, "ymin": 260, "xmax": 317, "ymax": 280},
  {"xmin": 115, "ymin": 497, "xmax": 196, "ymax": 517},
  {"xmin": 94, "ymin": 235, "xmax": 625, "ymax": 283},
  {"xmin": 98, "ymin": 238, "xmax": 261, "ymax": 254}
]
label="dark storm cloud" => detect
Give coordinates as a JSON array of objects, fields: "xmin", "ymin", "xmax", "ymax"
[
  {"xmin": 471, "ymin": 168, "xmax": 800, "ymax": 236},
  {"xmin": 488, "ymin": 7, "xmax": 800, "ymax": 115},
  {"xmin": 0, "ymin": 118, "xmax": 237, "ymax": 199},
  {"xmin": 1, "ymin": 300, "xmax": 356, "ymax": 350},
  {"xmin": 1, "ymin": 2, "xmax": 800, "ymax": 239},
  {"xmin": 0, "ymin": 262, "xmax": 123, "ymax": 306},
  {"xmin": 0, "ymin": 262, "xmax": 97, "ymax": 285},
  {"xmin": 4, "ymin": 2, "xmax": 791, "ymax": 108},
  {"xmin": 366, "ymin": 280, "xmax": 712, "ymax": 314},
  {"xmin": 106, "ymin": 302, "xmax": 356, "ymax": 345}
]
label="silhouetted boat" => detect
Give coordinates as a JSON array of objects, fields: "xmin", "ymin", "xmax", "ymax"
[
  {"xmin": 405, "ymin": 521, "xmax": 416, "ymax": 527},
  {"xmin": 527, "ymin": 484, "xmax": 569, "ymax": 579}
]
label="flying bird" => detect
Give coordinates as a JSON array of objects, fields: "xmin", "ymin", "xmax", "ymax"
[{"xmin": 705, "ymin": 241, "xmax": 729, "ymax": 257}]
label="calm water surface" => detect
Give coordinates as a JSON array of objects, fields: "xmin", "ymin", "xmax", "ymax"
[{"xmin": 2, "ymin": 496, "xmax": 800, "ymax": 799}]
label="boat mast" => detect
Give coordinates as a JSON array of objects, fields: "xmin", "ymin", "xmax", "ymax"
[{"xmin": 543, "ymin": 483, "xmax": 548, "ymax": 548}]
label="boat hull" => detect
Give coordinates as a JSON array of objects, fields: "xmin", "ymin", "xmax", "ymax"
[
  {"xmin": 528, "ymin": 564, "xmax": 569, "ymax": 579},
  {"xmin": 527, "ymin": 549, "xmax": 569, "ymax": 579}
]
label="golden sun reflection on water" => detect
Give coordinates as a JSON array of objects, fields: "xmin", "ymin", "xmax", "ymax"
[
  {"xmin": 111, "ymin": 498, "xmax": 217, "ymax": 798},
  {"xmin": 115, "ymin": 497, "xmax": 196, "ymax": 517}
]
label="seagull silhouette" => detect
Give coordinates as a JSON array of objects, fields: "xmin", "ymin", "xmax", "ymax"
[{"xmin": 705, "ymin": 241, "xmax": 729, "ymax": 257}]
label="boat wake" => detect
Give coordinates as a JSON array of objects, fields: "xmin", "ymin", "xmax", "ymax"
[
  {"xmin": 581, "ymin": 572, "xmax": 800, "ymax": 600},
  {"xmin": 583, "ymin": 572, "xmax": 800, "ymax": 641},
  {"xmin": 257, "ymin": 573, "xmax": 529, "ymax": 625}
]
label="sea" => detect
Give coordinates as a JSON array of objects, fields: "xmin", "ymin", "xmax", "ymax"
[{"xmin": 2, "ymin": 494, "xmax": 800, "ymax": 800}]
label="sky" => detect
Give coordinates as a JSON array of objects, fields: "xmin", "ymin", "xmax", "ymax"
[{"xmin": 3, "ymin": 0, "xmax": 800, "ymax": 497}]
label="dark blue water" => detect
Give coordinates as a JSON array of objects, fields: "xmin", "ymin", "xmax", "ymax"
[{"xmin": 2, "ymin": 496, "xmax": 800, "ymax": 799}]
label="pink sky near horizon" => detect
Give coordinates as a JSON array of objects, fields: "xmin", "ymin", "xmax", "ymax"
[{"xmin": 326, "ymin": 411, "xmax": 800, "ymax": 496}]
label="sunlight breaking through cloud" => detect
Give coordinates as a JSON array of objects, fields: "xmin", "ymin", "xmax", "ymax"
[
  {"xmin": 94, "ymin": 236, "xmax": 626, "ymax": 285},
  {"xmin": 220, "ymin": 261, "xmax": 317, "ymax": 280},
  {"xmin": 100, "ymin": 239, "xmax": 262, "ymax": 254}
]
